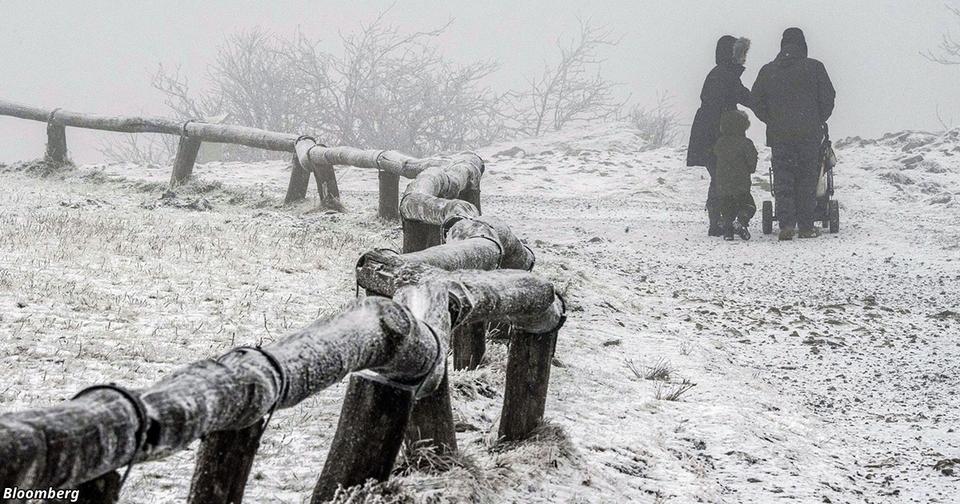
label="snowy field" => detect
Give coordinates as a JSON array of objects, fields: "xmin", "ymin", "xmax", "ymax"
[{"xmin": 1, "ymin": 123, "xmax": 959, "ymax": 503}]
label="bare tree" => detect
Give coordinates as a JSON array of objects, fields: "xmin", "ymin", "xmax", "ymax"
[
  {"xmin": 98, "ymin": 133, "xmax": 177, "ymax": 166},
  {"xmin": 924, "ymin": 4, "xmax": 960, "ymax": 64},
  {"xmin": 511, "ymin": 19, "xmax": 626, "ymax": 136},
  {"xmin": 286, "ymin": 13, "xmax": 505, "ymax": 155},
  {"xmin": 149, "ymin": 29, "xmax": 304, "ymax": 161},
  {"xmin": 625, "ymin": 93, "xmax": 680, "ymax": 150}
]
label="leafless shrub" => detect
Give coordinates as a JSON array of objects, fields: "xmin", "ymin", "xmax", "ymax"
[
  {"xmin": 509, "ymin": 18, "xmax": 626, "ymax": 136},
  {"xmin": 149, "ymin": 29, "xmax": 303, "ymax": 161},
  {"xmin": 144, "ymin": 12, "xmax": 508, "ymax": 161},
  {"xmin": 98, "ymin": 133, "xmax": 176, "ymax": 166},
  {"xmin": 655, "ymin": 380, "xmax": 696, "ymax": 401},
  {"xmin": 923, "ymin": 4, "xmax": 960, "ymax": 65},
  {"xmin": 626, "ymin": 357, "xmax": 674, "ymax": 381},
  {"xmin": 286, "ymin": 12, "xmax": 507, "ymax": 156},
  {"xmin": 626, "ymin": 93, "xmax": 680, "ymax": 149}
]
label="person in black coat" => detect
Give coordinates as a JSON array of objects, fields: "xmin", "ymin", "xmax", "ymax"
[
  {"xmin": 687, "ymin": 35, "xmax": 754, "ymax": 236},
  {"xmin": 751, "ymin": 27, "xmax": 836, "ymax": 240}
]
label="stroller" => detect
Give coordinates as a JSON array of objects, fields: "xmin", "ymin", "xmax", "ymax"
[{"xmin": 761, "ymin": 124, "xmax": 840, "ymax": 234}]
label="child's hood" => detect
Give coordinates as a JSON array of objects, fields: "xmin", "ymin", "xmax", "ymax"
[{"xmin": 719, "ymin": 109, "xmax": 750, "ymax": 137}]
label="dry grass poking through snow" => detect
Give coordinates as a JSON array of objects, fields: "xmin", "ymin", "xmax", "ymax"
[{"xmin": 0, "ymin": 164, "xmax": 587, "ymax": 503}]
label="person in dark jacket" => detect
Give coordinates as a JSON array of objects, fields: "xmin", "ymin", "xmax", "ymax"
[
  {"xmin": 714, "ymin": 109, "xmax": 758, "ymax": 241},
  {"xmin": 687, "ymin": 35, "xmax": 754, "ymax": 236},
  {"xmin": 751, "ymin": 27, "xmax": 836, "ymax": 240}
]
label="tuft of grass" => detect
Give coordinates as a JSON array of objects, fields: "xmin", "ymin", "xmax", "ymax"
[
  {"xmin": 654, "ymin": 380, "xmax": 697, "ymax": 401},
  {"xmin": 397, "ymin": 442, "xmax": 481, "ymax": 476},
  {"xmin": 626, "ymin": 357, "xmax": 673, "ymax": 381},
  {"xmin": 9, "ymin": 158, "xmax": 74, "ymax": 177},
  {"xmin": 328, "ymin": 478, "xmax": 414, "ymax": 504}
]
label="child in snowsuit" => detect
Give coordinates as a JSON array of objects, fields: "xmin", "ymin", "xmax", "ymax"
[{"xmin": 712, "ymin": 109, "xmax": 758, "ymax": 240}]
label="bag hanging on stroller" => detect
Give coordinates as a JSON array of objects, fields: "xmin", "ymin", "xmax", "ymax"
[{"xmin": 816, "ymin": 124, "xmax": 837, "ymax": 197}]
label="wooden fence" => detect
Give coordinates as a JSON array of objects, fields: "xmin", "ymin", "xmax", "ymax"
[{"xmin": 0, "ymin": 99, "xmax": 566, "ymax": 503}]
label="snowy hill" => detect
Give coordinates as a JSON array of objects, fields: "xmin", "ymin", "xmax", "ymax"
[{"xmin": 1, "ymin": 122, "xmax": 958, "ymax": 503}]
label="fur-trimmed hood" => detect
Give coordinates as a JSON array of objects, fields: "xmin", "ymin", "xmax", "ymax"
[
  {"xmin": 732, "ymin": 37, "xmax": 751, "ymax": 65},
  {"xmin": 716, "ymin": 36, "xmax": 751, "ymax": 66}
]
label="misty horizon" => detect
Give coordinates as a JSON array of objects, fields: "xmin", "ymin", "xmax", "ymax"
[{"xmin": 1, "ymin": 0, "xmax": 959, "ymax": 163}]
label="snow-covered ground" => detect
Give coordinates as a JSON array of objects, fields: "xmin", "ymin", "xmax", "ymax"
[{"xmin": 1, "ymin": 122, "xmax": 958, "ymax": 503}]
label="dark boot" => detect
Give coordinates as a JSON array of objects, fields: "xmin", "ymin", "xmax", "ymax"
[
  {"xmin": 778, "ymin": 228, "xmax": 796, "ymax": 241},
  {"xmin": 798, "ymin": 228, "xmax": 821, "ymax": 239},
  {"xmin": 737, "ymin": 214, "xmax": 752, "ymax": 241},
  {"xmin": 736, "ymin": 222, "xmax": 751, "ymax": 241},
  {"xmin": 708, "ymin": 207, "xmax": 722, "ymax": 236},
  {"xmin": 723, "ymin": 223, "xmax": 736, "ymax": 241}
]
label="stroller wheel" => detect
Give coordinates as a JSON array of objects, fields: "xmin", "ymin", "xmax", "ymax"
[
  {"xmin": 761, "ymin": 201, "xmax": 774, "ymax": 235},
  {"xmin": 829, "ymin": 200, "xmax": 840, "ymax": 234}
]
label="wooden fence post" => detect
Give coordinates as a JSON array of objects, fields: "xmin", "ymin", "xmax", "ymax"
[
  {"xmin": 311, "ymin": 162, "xmax": 341, "ymax": 208},
  {"xmin": 170, "ymin": 136, "xmax": 202, "ymax": 187},
  {"xmin": 378, "ymin": 171, "xmax": 400, "ymax": 220},
  {"xmin": 284, "ymin": 154, "xmax": 310, "ymax": 204},
  {"xmin": 498, "ymin": 327, "xmax": 559, "ymax": 441},
  {"xmin": 68, "ymin": 471, "xmax": 121, "ymax": 504},
  {"xmin": 451, "ymin": 184, "xmax": 486, "ymax": 371},
  {"xmin": 312, "ymin": 371, "xmax": 414, "ymax": 503},
  {"xmin": 45, "ymin": 123, "xmax": 68, "ymax": 163},
  {"xmin": 457, "ymin": 187, "xmax": 481, "ymax": 215},
  {"xmin": 397, "ymin": 217, "xmax": 458, "ymax": 458},
  {"xmin": 452, "ymin": 323, "xmax": 486, "ymax": 370},
  {"xmin": 401, "ymin": 218, "xmax": 443, "ymax": 253},
  {"xmin": 403, "ymin": 371, "xmax": 458, "ymax": 457},
  {"xmin": 187, "ymin": 420, "xmax": 265, "ymax": 504}
]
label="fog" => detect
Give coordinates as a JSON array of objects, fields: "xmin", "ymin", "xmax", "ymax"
[{"xmin": 1, "ymin": 0, "xmax": 958, "ymax": 163}]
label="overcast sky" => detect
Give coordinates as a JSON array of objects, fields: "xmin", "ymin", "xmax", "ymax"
[{"xmin": 2, "ymin": 0, "xmax": 959, "ymax": 163}]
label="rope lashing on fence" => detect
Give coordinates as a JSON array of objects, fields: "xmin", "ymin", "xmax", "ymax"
[
  {"xmin": 216, "ymin": 345, "xmax": 289, "ymax": 432},
  {"xmin": 412, "ymin": 319, "xmax": 445, "ymax": 399},
  {"xmin": 180, "ymin": 119, "xmax": 197, "ymax": 138},
  {"xmin": 46, "ymin": 107, "xmax": 62, "ymax": 126},
  {"xmin": 70, "ymin": 384, "xmax": 149, "ymax": 490},
  {"xmin": 461, "ymin": 234, "xmax": 504, "ymax": 268},
  {"xmin": 294, "ymin": 135, "xmax": 318, "ymax": 173}
]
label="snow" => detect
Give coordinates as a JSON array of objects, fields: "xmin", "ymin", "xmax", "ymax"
[{"xmin": 1, "ymin": 122, "xmax": 958, "ymax": 503}]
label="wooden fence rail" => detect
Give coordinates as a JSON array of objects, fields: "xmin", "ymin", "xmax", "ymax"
[
  {"xmin": 0, "ymin": 98, "xmax": 566, "ymax": 503},
  {"xmin": 0, "ymin": 99, "xmax": 471, "ymax": 219}
]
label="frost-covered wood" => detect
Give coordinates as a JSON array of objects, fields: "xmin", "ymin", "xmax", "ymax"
[
  {"xmin": 378, "ymin": 171, "xmax": 400, "ymax": 220},
  {"xmin": 284, "ymin": 155, "xmax": 311, "ymax": 204},
  {"xmin": 453, "ymin": 323, "xmax": 486, "ymax": 370},
  {"xmin": 357, "ymin": 252, "xmax": 562, "ymax": 333},
  {"xmin": 312, "ymin": 372, "xmax": 415, "ymax": 504},
  {"xmin": 0, "ymin": 99, "xmax": 298, "ymax": 152},
  {"xmin": 499, "ymin": 328, "xmax": 560, "ymax": 441},
  {"xmin": 394, "ymin": 284, "xmax": 457, "ymax": 454},
  {"xmin": 45, "ymin": 124, "xmax": 68, "ymax": 163},
  {"xmin": 399, "ymin": 153, "xmax": 484, "ymax": 225},
  {"xmin": 362, "ymin": 217, "xmax": 535, "ymax": 289},
  {"xmin": 187, "ymin": 420, "xmax": 264, "ymax": 504},
  {"xmin": 294, "ymin": 138, "xmax": 342, "ymax": 209},
  {"xmin": 301, "ymin": 145, "xmax": 444, "ymax": 179},
  {"xmin": 0, "ymin": 298, "xmax": 441, "ymax": 489},
  {"xmin": 170, "ymin": 136, "xmax": 201, "ymax": 186}
]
